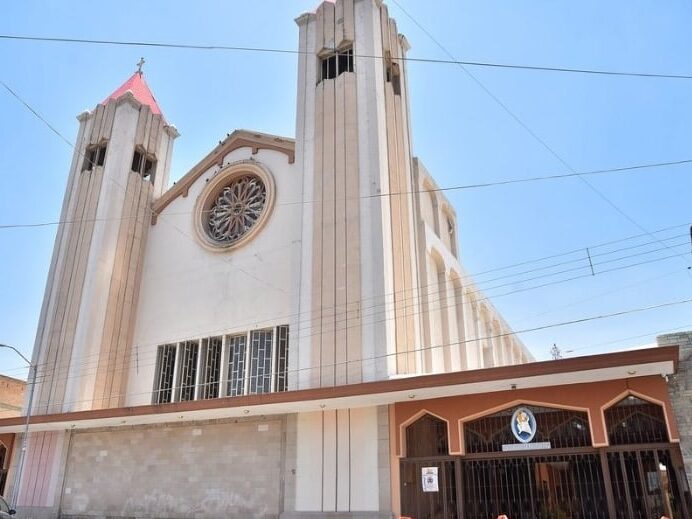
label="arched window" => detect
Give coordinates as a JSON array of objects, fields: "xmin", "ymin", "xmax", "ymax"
[
  {"xmin": 605, "ymin": 395, "xmax": 668, "ymax": 445},
  {"xmin": 405, "ymin": 413, "xmax": 449, "ymax": 457}
]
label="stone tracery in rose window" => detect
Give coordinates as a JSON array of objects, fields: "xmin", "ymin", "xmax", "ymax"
[{"xmin": 207, "ymin": 175, "xmax": 267, "ymax": 244}]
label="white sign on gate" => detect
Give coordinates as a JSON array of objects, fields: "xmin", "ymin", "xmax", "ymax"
[{"xmin": 421, "ymin": 467, "xmax": 439, "ymax": 493}]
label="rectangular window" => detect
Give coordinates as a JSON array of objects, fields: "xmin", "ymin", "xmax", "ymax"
[
  {"xmin": 131, "ymin": 148, "xmax": 156, "ymax": 182},
  {"xmin": 83, "ymin": 143, "xmax": 107, "ymax": 171},
  {"xmin": 176, "ymin": 340, "xmax": 199, "ymax": 402},
  {"xmin": 143, "ymin": 158, "xmax": 155, "ymax": 179},
  {"xmin": 226, "ymin": 334, "xmax": 247, "ymax": 397},
  {"xmin": 319, "ymin": 47, "xmax": 354, "ymax": 83},
  {"xmin": 274, "ymin": 325, "xmax": 289, "ymax": 392},
  {"xmin": 249, "ymin": 329, "xmax": 273, "ymax": 394},
  {"xmin": 385, "ymin": 57, "xmax": 402, "ymax": 96},
  {"xmin": 96, "ymin": 145, "xmax": 107, "ymax": 166},
  {"xmin": 153, "ymin": 344, "xmax": 176, "ymax": 404},
  {"xmin": 131, "ymin": 150, "xmax": 143, "ymax": 172},
  {"xmin": 152, "ymin": 325, "xmax": 290, "ymax": 403},
  {"xmin": 199, "ymin": 336, "xmax": 222, "ymax": 399}
]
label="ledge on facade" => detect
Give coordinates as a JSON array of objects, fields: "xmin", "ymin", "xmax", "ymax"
[{"xmin": 0, "ymin": 346, "xmax": 678, "ymax": 434}]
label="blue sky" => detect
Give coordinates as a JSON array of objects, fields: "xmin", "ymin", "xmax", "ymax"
[{"xmin": 1, "ymin": 0, "xmax": 691, "ymax": 379}]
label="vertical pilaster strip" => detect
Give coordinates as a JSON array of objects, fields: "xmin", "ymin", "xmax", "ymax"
[
  {"xmin": 334, "ymin": 73, "xmax": 348, "ymax": 386},
  {"xmin": 321, "ymin": 75, "xmax": 337, "ymax": 387},
  {"xmin": 344, "ymin": 71, "xmax": 361, "ymax": 384},
  {"xmin": 311, "ymin": 81, "xmax": 325, "ymax": 388}
]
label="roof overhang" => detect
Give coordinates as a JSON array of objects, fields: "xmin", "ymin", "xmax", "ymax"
[{"xmin": 0, "ymin": 346, "xmax": 677, "ymax": 433}]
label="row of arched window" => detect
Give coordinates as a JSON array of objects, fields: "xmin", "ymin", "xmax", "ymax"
[{"xmin": 405, "ymin": 395, "xmax": 669, "ymax": 458}]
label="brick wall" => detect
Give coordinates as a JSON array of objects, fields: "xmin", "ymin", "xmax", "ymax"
[
  {"xmin": 659, "ymin": 331, "xmax": 692, "ymax": 490},
  {"xmin": 0, "ymin": 375, "xmax": 26, "ymax": 418},
  {"xmin": 60, "ymin": 417, "xmax": 284, "ymax": 518}
]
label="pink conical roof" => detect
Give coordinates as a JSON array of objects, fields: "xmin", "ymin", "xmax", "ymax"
[{"xmin": 102, "ymin": 72, "xmax": 162, "ymax": 115}]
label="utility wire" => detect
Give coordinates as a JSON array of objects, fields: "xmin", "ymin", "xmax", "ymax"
[
  {"xmin": 1, "ymin": 158, "xmax": 690, "ymax": 230},
  {"xmin": 1, "ymin": 34, "xmax": 692, "ymax": 80},
  {"xmin": 0, "ymin": 78, "xmax": 292, "ymax": 409},
  {"xmin": 13, "ymin": 296, "xmax": 692, "ymax": 404},
  {"xmin": 2, "ymin": 230, "xmax": 687, "ymax": 380},
  {"xmin": 1, "ymin": 80, "xmax": 73, "ymax": 147},
  {"xmin": 389, "ymin": 0, "xmax": 692, "ymax": 271},
  {"xmin": 5, "ymin": 81, "xmax": 688, "ymax": 384},
  {"xmin": 8, "ymin": 251, "xmax": 687, "ymax": 385}
]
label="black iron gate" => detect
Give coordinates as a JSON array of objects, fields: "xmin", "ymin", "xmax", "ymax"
[
  {"xmin": 461, "ymin": 452, "xmax": 608, "ymax": 519},
  {"xmin": 607, "ymin": 446, "xmax": 689, "ymax": 519},
  {"xmin": 400, "ymin": 449, "xmax": 690, "ymax": 519},
  {"xmin": 400, "ymin": 404, "xmax": 690, "ymax": 518}
]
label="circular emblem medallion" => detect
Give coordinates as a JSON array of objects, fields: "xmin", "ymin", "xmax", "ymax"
[{"xmin": 511, "ymin": 407, "xmax": 537, "ymax": 443}]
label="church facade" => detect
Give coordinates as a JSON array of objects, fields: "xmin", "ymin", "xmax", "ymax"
[{"xmin": 0, "ymin": 1, "xmax": 689, "ymax": 518}]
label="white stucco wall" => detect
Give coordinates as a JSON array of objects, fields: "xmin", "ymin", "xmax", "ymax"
[
  {"xmin": 126, "ymin": 146, "xmax": 301, "ymax": 406},
  {"xmin": 295, "ymin": 407, "xmax": 380, "ymax": 512}
]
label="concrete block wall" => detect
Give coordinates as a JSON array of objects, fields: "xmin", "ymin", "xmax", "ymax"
[
  {"xmin": 60, "ymin": 417, "xmax": 285, "ymax": 519},
  {"xmin": 659, "ymin": 331, "xmax": 692, "ymax": 490}
]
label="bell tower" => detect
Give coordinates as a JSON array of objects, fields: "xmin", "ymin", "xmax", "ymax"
[
  {"xmin": 295, "ymin": 0, "xmax": 421, "ymax": 389},
  {"xmin": 30, "ymin": 65, "xmax": 178, "ymax": 413}
]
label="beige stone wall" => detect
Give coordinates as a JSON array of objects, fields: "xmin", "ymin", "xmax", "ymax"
[
  {"xmin": 0, "ymin": 375, "xmax": 25, "ymax": 418},
  {"xmin": 60, "ymin": 418, "xmax": 284, "ymax": 518}
]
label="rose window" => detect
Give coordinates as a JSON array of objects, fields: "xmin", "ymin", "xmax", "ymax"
[{"xmin": 206, "ymin": 175, "xmax": 267, "ymax": 244}]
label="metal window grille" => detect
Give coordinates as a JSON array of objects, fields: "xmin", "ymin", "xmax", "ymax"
[
  {"xmin": 249, "ymin": 328, "xmax": 273, "ymax": 394},
  {"xmin": 274, "ymin": 325, "xmax": 289, "ymax": 392},
  {"xmin": 605, "ymin": 396, "xmax": 669, "ymax": 445},
  {"xmin": 199, "ymin": 336, "xmax": 222, "ymax": 400},
  {"xmin": 176, "ymin": 340, "xmax": 199, "ymax": 402},
  {"xmin": 464, "ymin": 405, "xmax": 592, "ymax": 454},
  {"xmin": 226, "ymin": 334, "xmax": 247, "ymax": 397},
  {"xmin": 406, "ymin": 413, "xmax": 450, "ymax": 457},
  {"xmin": 152, "ymin": 344, "xmax": 176, "ymax": 404},
  {"xmin": 152, "ymin": 325, "xmax": 290, "ymax": 402}
]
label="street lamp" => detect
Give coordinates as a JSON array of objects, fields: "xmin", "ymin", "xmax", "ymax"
[{"xmin": 0, "ymin": 344, "xmax": 36, "ymax": 509}]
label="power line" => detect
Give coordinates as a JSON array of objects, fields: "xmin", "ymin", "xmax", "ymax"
[
  {"xmin": 6, "ymin": 250, "xmax": 687, "ymax": 385},
  {"xmin": 2, "ymin": 72, "xmax": 687, "ymax": 356},
  {"xmin": 2, "ymin": 77, "xmax": 688, "ymax": 376},
  {"xmin": 0, "ymin": 78, "xmax": 295, "ymax": 410},
  {"xmin": 13, "ymin": 296, "xmax": 692, "ymax": 403},
  {"xmin": 389, "ymin": 0, "xmax": 692, "ymax": 271},
  {"xmin": 2, "ymin": 34, "xmax": 692, "ymax": 80},
  {"xmin": 1, "ymin": 158, "xmax": 690, "ymax": 230},
  {"xmin": 565, "ymin": 322, "xmax": 692, "ymax": 354},
  {"xmin": 0, "ymin": 80, "xmax": 74, "ymax": 147},
  {"xmin": 1, "ymin": 228, "xmax": 688, "ymax": 381}
]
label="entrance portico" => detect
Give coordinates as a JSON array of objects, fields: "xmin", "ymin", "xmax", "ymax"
[{"xmin": 392, "ymin": 358, "xmax": 690, "ymax": 518}]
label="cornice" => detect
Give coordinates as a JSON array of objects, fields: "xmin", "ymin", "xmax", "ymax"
[{"xmin": 151, "ymin": 129, "xmax": 295, "ymax": 224}]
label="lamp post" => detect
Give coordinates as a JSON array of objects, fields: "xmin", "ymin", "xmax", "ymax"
[{"xmin": 0, "ymin": 344, "xmax": 36, "ymax": 508}]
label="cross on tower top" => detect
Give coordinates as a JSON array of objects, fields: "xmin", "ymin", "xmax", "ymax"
[{"xmin": 136, "ymin": 57, "xmax": 145, "ymax": 75}]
